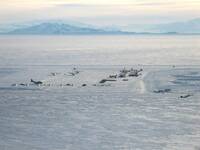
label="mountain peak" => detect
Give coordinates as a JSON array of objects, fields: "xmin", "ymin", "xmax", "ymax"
[{"xmin": 4, "ymin": 22, "xmax": 110, "ymax": 35}]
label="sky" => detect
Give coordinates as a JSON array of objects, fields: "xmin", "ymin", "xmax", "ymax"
[{"xmin": 0, "ymin": 0, "xmax": 200, "ymax": 26}]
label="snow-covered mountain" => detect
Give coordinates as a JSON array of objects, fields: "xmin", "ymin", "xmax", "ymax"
[
  {"xmin": 1, "ymin": 18, "xmax": 200, "ymax": 34},
  {"xmin": 3, "ymin": 23, "xmax": 104, "ymax": 34},
  {"xmin": 0, "ymin": 19, "xmax": 94, "ymax": 32},
  {"xmin": 1, "ymin": 21, "xmax": 124, "ymax": 35}
]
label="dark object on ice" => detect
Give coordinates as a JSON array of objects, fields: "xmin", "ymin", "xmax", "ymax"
[
  {"xmin": 132, "ymin": 68, "xmax": 143, "ymax": 72},
  {"xmin": 128, "ymin": 72, "xmax": 141, "ymax": 77},
  {"xmin": 68, "ymin": 72, "xmax": 76, "ymax": 76},
  {"xmin": 68, "ymin": 68, "xmax": 80, "ymax": 76},
  {"xmin": 31, "ymin": 79, "xmax": 43, "ymax": 85},
  {"xmin": 50, "ymin": 72, "xmax": 60, "ymax": 76},
  {"xmin": 109, "ymin": 75, "xmax": 117, "ymax": 78},
  {"xmin": 128, "ymin": 69, "xmax": 143, "ymax": 77},
  {"xmin": 118, "ymin": 68, "xmax": 129, "ymax": 78},
  {"xmin": 66, "ymin": 83, "xmax": 73, "ymax": 86},
  {"xmin": 68, "ymin": 71, "xmax": 79, "ymax": 76},
  {"xmin": 19, "ymin": 83, "xmax": 28, "ymax": 86},
  {"xmin": 180, "ymin": 94, "xmax": 192, "ymax": 99},
  {"xmin": 120, "ymin": 68, "xmax": 130, "ymax": 73},
  {"xmin": 118, "ymin": 68, "xmax": 143, "ymax": 78},
  {"xmin": 122, "ymin": 79, "xmax": 128, "ymax": 81},
  {"xmin": 11, "ymin": 84, "xmax": 18, "ymax": 87},
  {"xmin": 51, "ymin": 73, "xmax": 57, "ymax": 76},
  {"xmin": 99, "ymin": 79, "xmax": 117, "ymax": 83},
  {"xmin": 82, "ymin": 84, "xmax": 87, "ymax": 87},
  {"xmin": 118, "ymin": 72, "xmax": 127, "ymax": 78},
  {"xmin": 93, "ymin": 84, "xmax": 111, "ymax": 87},
  {"xmin": 73, "ymin": 68, "xmax": 80, "ymax": 74},
  {"xmin": 154, "ymin": 89, "xmax": 171, "ymax": 93}
]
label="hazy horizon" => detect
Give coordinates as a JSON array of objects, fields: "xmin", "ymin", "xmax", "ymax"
[{"xmin": 1, "ymin": 0, "xmax": 200, "ymax": 26}]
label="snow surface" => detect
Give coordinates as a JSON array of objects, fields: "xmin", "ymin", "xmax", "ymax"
[
  {"xmin": 0, "ymin": 35, "xmax": 200, "ymax": 150},
  {"xmin": 0, "ymin": 66, "xmax": 200, "ymax": 150}
]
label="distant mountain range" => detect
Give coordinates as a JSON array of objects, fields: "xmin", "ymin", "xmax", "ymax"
[
  {"xmin": 153, "ymin": 18, "xmax": 200, "ymax": 33},
  {"xmin": 0, "ymin": 18, "xmax": 200, "ymax": 35},
  {"xmin": 121, "ymin": 18, "xmax": 200, "ymax": 34},
  {"xmin": 0, "ymin": 22, "xmax": 124, "ymax": 35}
]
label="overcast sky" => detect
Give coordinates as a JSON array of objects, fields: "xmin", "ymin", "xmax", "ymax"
[{"xmin": 0, "ymin": 0, "xmax": 200, "ymax": 25}]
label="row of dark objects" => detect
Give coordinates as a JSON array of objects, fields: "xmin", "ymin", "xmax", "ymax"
[
  {"xmin": 11, "ymin": 67, "xmax": 143, "ymax": 88},
  {"xmin": 153, "ymin": 88, "xmax": 193, "ymax": 99},
  {"xmin": 11, "ymin": 68, "xmax": 81, "ymax": 87},
  {"xmin": 10, "ymin": 67, "xmax": 194, "ymax": 99},
  {"xmin": 99, "ymin": 68, "xmax": 143, "ymax": 84},
  {"xmin": 49, "ymin": 67, "xmax": 194, "ymax": 99}
]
